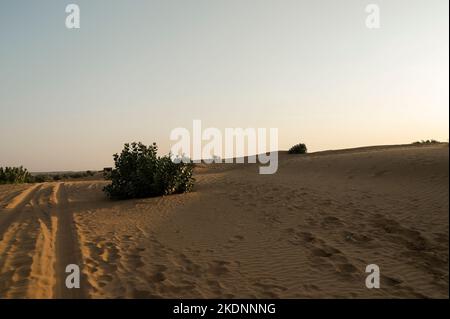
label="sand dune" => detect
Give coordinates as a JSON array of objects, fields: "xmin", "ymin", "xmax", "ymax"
[{"xmin": 0, "ymin": 144, "xmax": 448, "ymax": 298}]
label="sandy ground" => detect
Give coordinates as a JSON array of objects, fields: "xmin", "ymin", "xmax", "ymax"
[{"xmin": 0, "ymin": 144, "xmax": 448, "ymax": 298}]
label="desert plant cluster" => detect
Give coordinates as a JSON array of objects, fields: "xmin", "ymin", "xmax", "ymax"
[
  {"xmin": 103, "ymin": 142, "xmax": 195, "ymax": 200},
  {"xmin": 288, "ymin": 143, "xmax": 308, "ymax": 154},
  {"xmin": 0, "ymin": 166, "xmax": 33, "ymax": 184}
]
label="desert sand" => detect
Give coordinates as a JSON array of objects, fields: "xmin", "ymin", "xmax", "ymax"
[{"xmin": 0, "ymin": 144, "xmax": 448, "ymax": 298}]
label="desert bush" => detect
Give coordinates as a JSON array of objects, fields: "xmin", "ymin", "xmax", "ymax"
[
  {"xmin": 86, "ymin": 170, "xmax": 95, "ymax": 176},
  {"xmin": 103, "ymin": 142, "xmax": 195, "ymax": 200},
  {"xmin": 0, "ymin": 166, "xmax": 33, "ymax": 184},
  {"xmin": 68, "ymin": 172, "xmax": 84, "ymax": 179},
  {"xmin": 288, "ymin": 143, "xmax": 308, "ymax": 154},
  {"xmin": 103, "ymin": 168, "xmax": 112, "ymax": 180},
  {"xmin": 412, "ymin": 139, "xmax": 440, "ymax": 145}
]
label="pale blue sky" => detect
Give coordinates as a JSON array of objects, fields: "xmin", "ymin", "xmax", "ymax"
[{"xmin": 0, "ymin": 0, "xmax": 448, "ymax": 171}]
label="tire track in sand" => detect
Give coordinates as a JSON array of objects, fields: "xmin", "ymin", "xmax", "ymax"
[
  {"xmin": 53, "ymin": 183, "xmax": 90, "ymax": 298},
  {"xmin": 0, "ymin": 184, "xmax": 45, "ymax": 297},
  {"xmin": 0, "ymin": 184, "xmax": 42, "ymax": 243},
  {"xmin": 0, "ymin": 183, "xmax": 89, "ymax": 298}
]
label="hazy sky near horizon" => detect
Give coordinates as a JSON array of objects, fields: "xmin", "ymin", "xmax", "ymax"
[{"xmin": 0, "ymin": 0, "xmax": 448, "ymax": 171}]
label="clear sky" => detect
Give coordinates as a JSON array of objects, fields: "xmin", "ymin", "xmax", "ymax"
[{"xmin": 0, "ymin": 0, "xmax": 448, "ymax": 172}]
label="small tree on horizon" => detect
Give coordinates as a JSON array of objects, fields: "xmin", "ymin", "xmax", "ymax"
[{"xmin": 288, "ymin": 143, "xmax": 308, "ymax": 154}]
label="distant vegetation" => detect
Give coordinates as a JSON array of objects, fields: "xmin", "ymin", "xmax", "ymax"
[
  {"xmin": 412, "ymin": 139, "xmax": 441, "ymax": 145},
  {"xmin": 103, "ymin": 142, "xmax": 195, "ymax": 200},
  {"xmin": 0, "ymin": 167, "xmax": 97, "ymax": 184},
  {"xmin": 65, "ymin": 171, "xmax": 95, "ymax": 179},
  {"xmin": 0, "ymin": 166, "xmax": 33, "ymax": 184},
  {"xmin": 48, "ymin": 171, "xmax": 96, "ymax": 182},
  {"xmin": 288, "ymin": 143, "xmax": 308, "ymax": 154}
]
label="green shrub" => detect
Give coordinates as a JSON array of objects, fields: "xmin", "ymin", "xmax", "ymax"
[
  {"xmin": 103, "ymin": 142, "xmax": 195, "ymax": 200},
  {"xmin": 0, "ymin": 166, "xmax": 33, "ymax": 184},
  {"xmin": 288, "ymin": 143, "xmax": 308, "ymax": 154}
]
